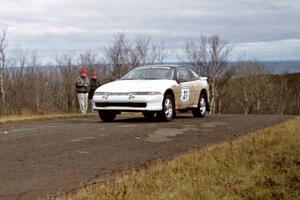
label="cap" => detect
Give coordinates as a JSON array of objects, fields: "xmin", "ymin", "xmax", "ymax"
[
  {"xmin": 80, "ymin": 68, "xmax": 87, "ymax": 76},
  {"xmin": 91, "ymin": 71, "xmax": 97, "ymax": 78}
]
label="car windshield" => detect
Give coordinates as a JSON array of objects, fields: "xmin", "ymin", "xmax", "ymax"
[{"xmin": 121, "ymin": 67, "xmax": 174, "ymax": 80}]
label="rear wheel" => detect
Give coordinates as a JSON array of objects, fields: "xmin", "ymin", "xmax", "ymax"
[
  {"xmin": 142, "ymin": 111, "xmax": 155, "ymax": 119},
  {"xmin": 98, "ymin": 110, "xmax": 117, "ymax": 122},
  {"xmin": 157, "ymin": 94, "xmax": 174, "ymax": 121},
  {"xmin": 192, "ymin": 94, "xmax": 207, "ymax": 118}
]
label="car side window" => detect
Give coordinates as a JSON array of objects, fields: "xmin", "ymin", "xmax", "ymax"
[
  {"xmin": 190, "ymin": 69, "xmax": 200, "ymax": 81},
  {"xmin": 177, "ymin": 67, "xmax": 192, "ymax": 82}
]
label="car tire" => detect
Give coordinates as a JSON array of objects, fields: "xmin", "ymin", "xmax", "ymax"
[
  {"xmin": 192, "ymin": 94, "xmax": 207, "ymax": 118},
  {"xmin": 142, "ymin": 111, "xmax": 155, "ymax": 119},
  {"xmin": 98, "ymin": 110, "xmax": 117, "ymax": 122},
  {"xmin": 157, "ymin": 94, "xmax": 174, "ymax": 121}
]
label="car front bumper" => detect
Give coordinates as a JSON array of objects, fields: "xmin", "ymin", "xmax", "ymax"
[{"xmin": 93, "ymin": 94, "xmax": 164, "ymax": 111}]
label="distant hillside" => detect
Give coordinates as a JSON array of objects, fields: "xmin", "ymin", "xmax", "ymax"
[
  {"xmin": 173, "ymin": 61, "xmax": 300, "ymax": 74},
  {"xmin": 12, "ymin": 60, "xmax": 300, "ymax": 75},
  {"xmin": 262, "ymin": 61, "xmax": 300, "ymax": 74}
]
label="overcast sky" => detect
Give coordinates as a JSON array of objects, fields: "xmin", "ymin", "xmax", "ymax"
[{"xmin": 1, "ymin": 0, "xmax": 300, "ymax": 63}]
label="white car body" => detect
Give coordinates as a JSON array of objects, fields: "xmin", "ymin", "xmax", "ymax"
[
  {"xmin": 93, "ymin": 65, "xmax": 209, "ymax": 121},
  {"xmin": 93, "ymin": 80, "xmax": 172, "ymax": 111}
]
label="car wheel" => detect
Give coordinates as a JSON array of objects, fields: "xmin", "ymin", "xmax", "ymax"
[
  {"xmin": 192, "ymin": 94, "xmax": 207, "ymax": 118},
  {"xmin": 98, "ymin": 110, "xmax": 117, "ymax": 122},
  {"xmin": 142, "ymin": 111, "xmax": 155, "ymax": 119},
  {"xmin": 158, "ymin": 94, "xmax": 174, "ymax": 121}
]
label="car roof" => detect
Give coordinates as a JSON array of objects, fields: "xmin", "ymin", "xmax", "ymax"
[
  {"xmin": 136, "ymin": 64, "xmax": 200, "ymax": 75},
  {"xmin": 136, "ymin": 64, "xmax": 187, "ymax": 69}
]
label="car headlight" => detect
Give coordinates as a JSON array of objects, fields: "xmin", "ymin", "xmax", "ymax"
[{"xmin": 94, "ymin": 92, "xmax": 110, "ymax": 96}]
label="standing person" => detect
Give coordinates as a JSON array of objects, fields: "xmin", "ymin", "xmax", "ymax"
[
  {"xmin": 75, "ymin": 67, "xmax": 90, "ymax": 114},
  {"xmin": 89, "ymin": 71, "xmax": 101, "ymax": 112}
]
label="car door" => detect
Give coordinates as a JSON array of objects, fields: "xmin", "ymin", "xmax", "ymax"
[{"xmin": 176, "ymin": 67, "xmax": 197, "ymax": 109}]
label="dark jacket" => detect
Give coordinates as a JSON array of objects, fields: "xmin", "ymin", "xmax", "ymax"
[
  {"xmin": 89, "ymin": 78, "xmax": 101, "ymax": 99},
  {"xmin": 75, "ymin": 76, "xmax": 90, "ymax": 93}
]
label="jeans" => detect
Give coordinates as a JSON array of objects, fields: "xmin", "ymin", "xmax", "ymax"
[{"xmin": 89, "ymin": 98, "xmax": 94, "ymax": 112}]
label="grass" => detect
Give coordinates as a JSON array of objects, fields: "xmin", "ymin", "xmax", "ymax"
[
  {"xmin": 0, "ymin": 112, "xmax": 139, "ymax": 124},
  {"xmin": 55, "ymin": 117, "xmax": 300, "ymax": 200},
  {"xmin": 0, "ymin": 113, "xmax": 96, "ymax": 124}
]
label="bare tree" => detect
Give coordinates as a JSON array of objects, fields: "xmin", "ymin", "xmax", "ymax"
[
  {"xmin": 208, "ymin": 36, "xmax": 233, "ymax": 114},
  {"xmin": 104, "ymin": 34, "xmax": 170, "ymax": 78},
  {"xmin": 56, "ymin": 52, "xmax": 78, "ymax": 112},
  {"xmin": 134, "ymin": 35, "xmax": 151, "ymax": 65},
  {"xmin": 275, "ymin": 73, "xmax": 300, "ymax": 115},
  {"xmin": 0, "ymin": 26, "xmax": 7, "ymax": 116},
  {"xmin": 0, "ymin": 31, "xmax": 298, "ymax": 116},
  {"xmin": 183, "ymin": 35, "xmax": 233, "ymax": 114},
  {"xmin": 8, "ymin": 48, "xmax": 28, "ymax": 114},
  {"xmin": 104, "ymin": 33, "xmax": 130, "ymax": 79},
  {"xmin": 294, "ymin": 79, "xmax": 300, "ymax": 115},
  {"xmin": 27, "ymin": 51, "xmax": 43, "ymax": 113},
  {"xmin": 277, "ymin": 74, "xmax": 289, "ymax": 115},
  {"xmin": 128, "ymin": 46, "xmax": 141, "ymax": 69},
  {"xmin": 183, "ymin": 36, "xmax": 209, "ymax": 76},
  {"xmin": 148, "ymin": 40, "xmax": 170, "ymax": 64},
  {"xmin": 215, "ymin": 69, "xmax": 235, "ymax": 114},
  {"xmin": 79, "ymin": 50, "xmax": 98, "ymax": 71},
  {"xmin": 232, "ymin": 60, "xmax": 272, "ymax": 115},
  {"xmin": 131, "ymin": 36, "xmax": 170, "ymax": 67},
  {"xmin": 18, "ymin": 51, "xmax": 47, "ymax": 114},
  {"xmin": 296, "ymin": 85, "xmax": 300, "ymax": 115}
]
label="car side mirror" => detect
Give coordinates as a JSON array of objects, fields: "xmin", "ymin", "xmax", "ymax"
[{"xmin": 177, "ymin": 78, "xmax": 187, "ymax": 83}]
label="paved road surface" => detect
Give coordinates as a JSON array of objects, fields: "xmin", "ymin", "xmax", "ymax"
[{"xmin": 0, "ymin": 114, "xmax": 292, "ymax": 200}]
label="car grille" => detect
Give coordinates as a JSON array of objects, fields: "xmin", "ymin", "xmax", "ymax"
[{"xmin": 95, "ymin": 102, "xmax": 147, "ymax": 108}]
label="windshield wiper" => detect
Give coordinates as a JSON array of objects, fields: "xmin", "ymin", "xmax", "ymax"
[{"xmin": 143, "ymin": 78, "xmax": 160, "ymax": 80}]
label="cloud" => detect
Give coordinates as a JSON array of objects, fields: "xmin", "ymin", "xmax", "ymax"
[
  {"xmin": 232, "ymin": 39, "xmax": 300, "ymax": 61},
  {"xmin": 0, "ymin": 0, "xmax": 299, "ymax": 62}
]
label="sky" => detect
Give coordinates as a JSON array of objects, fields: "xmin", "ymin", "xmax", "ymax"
[{"xmin": 0, "ymin": 0, "xmax": 300, "ymax": 63}]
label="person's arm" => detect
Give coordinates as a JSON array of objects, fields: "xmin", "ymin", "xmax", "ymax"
[
  {"xmin": 75, "ymin": 77, "xmax": 83, "ymax": 87},
  {"xmin": 84, "ymin": 78, "xmax": 90, "ymax": 91}
]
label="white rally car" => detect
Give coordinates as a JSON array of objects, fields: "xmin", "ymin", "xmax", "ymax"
[{"xmin": 93, "ymin": 65, "xmax": 209, "ymax": 122}]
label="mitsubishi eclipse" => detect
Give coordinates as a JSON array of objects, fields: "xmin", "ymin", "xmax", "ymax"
[{"xmin": 93, "ymin": 65, "xmax": 209, "ymax": 122}]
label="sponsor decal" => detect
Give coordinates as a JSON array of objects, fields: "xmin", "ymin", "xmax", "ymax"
[
  {"xmin": 181, "ymin": 85, "xmax": 190, "ymax": 102},
  {"xmin": 128, "ymin": 94, "xmax": 135, "ymax": 100},
  {"xmin": 102, "ymin": 94, "xmax": 109, "ymax": 100}
]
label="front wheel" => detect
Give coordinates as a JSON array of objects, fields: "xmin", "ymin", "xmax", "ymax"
[
  {"xmin": 192, "ymin": 94, "xmax": 207, "ymax": 118},
  {"xmin": 157, "ymin": 94, "xmax": 174, "ymax": 121},
  {"xmin": 98, "ymin": 110, "xmax": 117, "ymax": 122}
]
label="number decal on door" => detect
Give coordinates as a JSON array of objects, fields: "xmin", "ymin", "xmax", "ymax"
[{"xmin": 181, "ymin": 86, "xmax": 190, "ymax": 102}]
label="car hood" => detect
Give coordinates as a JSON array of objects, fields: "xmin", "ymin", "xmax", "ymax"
[{"xmin": 96, "ymin": 80, "xmax": 177, "ymax": 93}]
